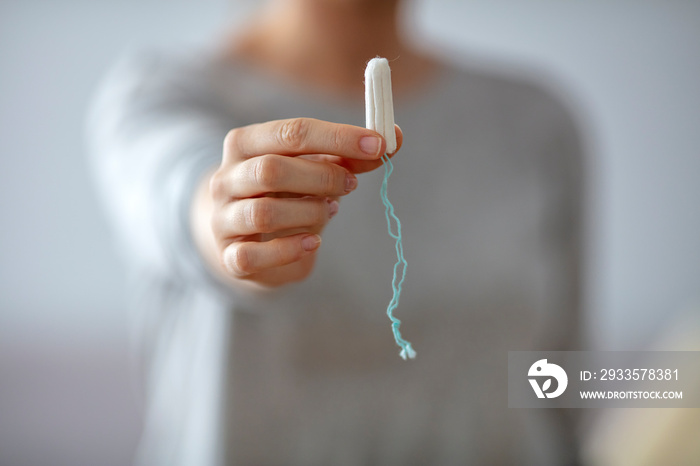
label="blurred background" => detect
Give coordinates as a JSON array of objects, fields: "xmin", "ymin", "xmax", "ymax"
[{"xmin": 1, "ymin": 0, "xmax": 698, "ymax": 465}]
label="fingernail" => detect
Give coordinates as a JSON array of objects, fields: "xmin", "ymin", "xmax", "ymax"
[
  {"xmin": 328, "ymin": 200, "xmax": 339, "ymax": 218},
  {"xmin": 359, "ymin": 136, "xmax": 381, "ymax": 156},
  {"xmin": 301, "ymin": 234, "xmax": 321, "ymax": 251},
  {"xmin": 345, "ymin": 173, "xmax": 358, "ymax": 193}
]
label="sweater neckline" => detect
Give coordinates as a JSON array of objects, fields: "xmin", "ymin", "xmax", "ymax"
[{"xmin": 207, "ymin": 50, "xmax": 458, "ymax": 118}]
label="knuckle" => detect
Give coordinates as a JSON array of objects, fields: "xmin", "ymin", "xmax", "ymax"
[
  {"xmin": 210, "ymin": 203, "xmax": 234, "ymax": 239},
  {"xmin": 226, "ymin": 243, "xmax": 252, "ymax": 277},
  {"xmin": 210, "ymin": 209, "xmax": 223, "ymax": 238},
  {"xmin": 276, "ymin": 118, "xmax": 309, "ymax": 151},
  {"xmin": 316, "ymin": 200, "xmax": 330, "ymax": 223},
  {"xmin": 223, "ymin": 128, "xmax": 240, "ymax": 153},
  {"xmin": 209, "ymin": 171, "xmax": 225, "ymax": 199},
  {"xmin": 245, "ymin": 199, "xmax": 274, "ymax": 232},
  {"xmin": 320, "ymin": 166, "xmax": 340, "ymax": 195},
  {"xmin": 330, "ymin": 125, "xmax": 344, "ymax": 152},
  {"xmin": 253, "ymin": 155, "xmax": 282, "ymax": 190},
  {"xmin": 309, "ymin": 205, "xmax": 324, "ymax": 225}
]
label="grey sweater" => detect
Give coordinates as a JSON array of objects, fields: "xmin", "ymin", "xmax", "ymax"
[{"xmin": 87, "ymin": 49, "xmax": 584, "ymax": 466}]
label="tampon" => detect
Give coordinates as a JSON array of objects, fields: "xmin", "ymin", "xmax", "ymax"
[{"xmin": 365, "ymin": 57, "xmax": 397, "ymax": 154}]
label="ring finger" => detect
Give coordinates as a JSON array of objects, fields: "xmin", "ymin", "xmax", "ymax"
[{"xmin": 214, "ymin": 196, "xmax": 337, "ymax": 238}]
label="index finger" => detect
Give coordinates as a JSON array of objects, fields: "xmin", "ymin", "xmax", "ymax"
[
  {"xmin": 223, "ymin": 118, "xmax": 386, "ymax": 162},
  {"xmin": 301, "ymin": 125, "xmax": 403, "ymax": 174}
]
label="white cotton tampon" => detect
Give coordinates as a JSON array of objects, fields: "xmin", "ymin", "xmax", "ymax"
[{"xmin": 365, "ymin": 58, "xmax": 397, "ymax": 155}]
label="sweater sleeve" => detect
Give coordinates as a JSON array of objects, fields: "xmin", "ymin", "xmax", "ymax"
[{"xmin": 86, "ymin": 52, "xmax": 232, "ymax": 286}]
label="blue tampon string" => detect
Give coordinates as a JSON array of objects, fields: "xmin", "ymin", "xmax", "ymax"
[{"xmin": 380, "ymin": 153, "xmax": 415, "ymax": 360}]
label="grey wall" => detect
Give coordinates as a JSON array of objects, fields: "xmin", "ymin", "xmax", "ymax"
[
  {"xmin": 416, "ymin": 0, "xmax": 700, "ymax": 349},
  {"xmin": 1, "ymin": 1, "xmax": 698, "ymax": 464}
]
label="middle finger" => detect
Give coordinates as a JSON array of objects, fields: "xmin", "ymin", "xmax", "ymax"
[
  {"xmin": 227, "ymin": 154, "xmax": 357, "ymax": 198},
  {"xmin": 215, "ymin": 196, "xmax": 337, "ymax": 237}
]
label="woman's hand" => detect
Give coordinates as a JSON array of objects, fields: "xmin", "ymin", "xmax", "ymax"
[{"xmin": 191, "ymin": 117, "xmax": 402, "ymax": 289}]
